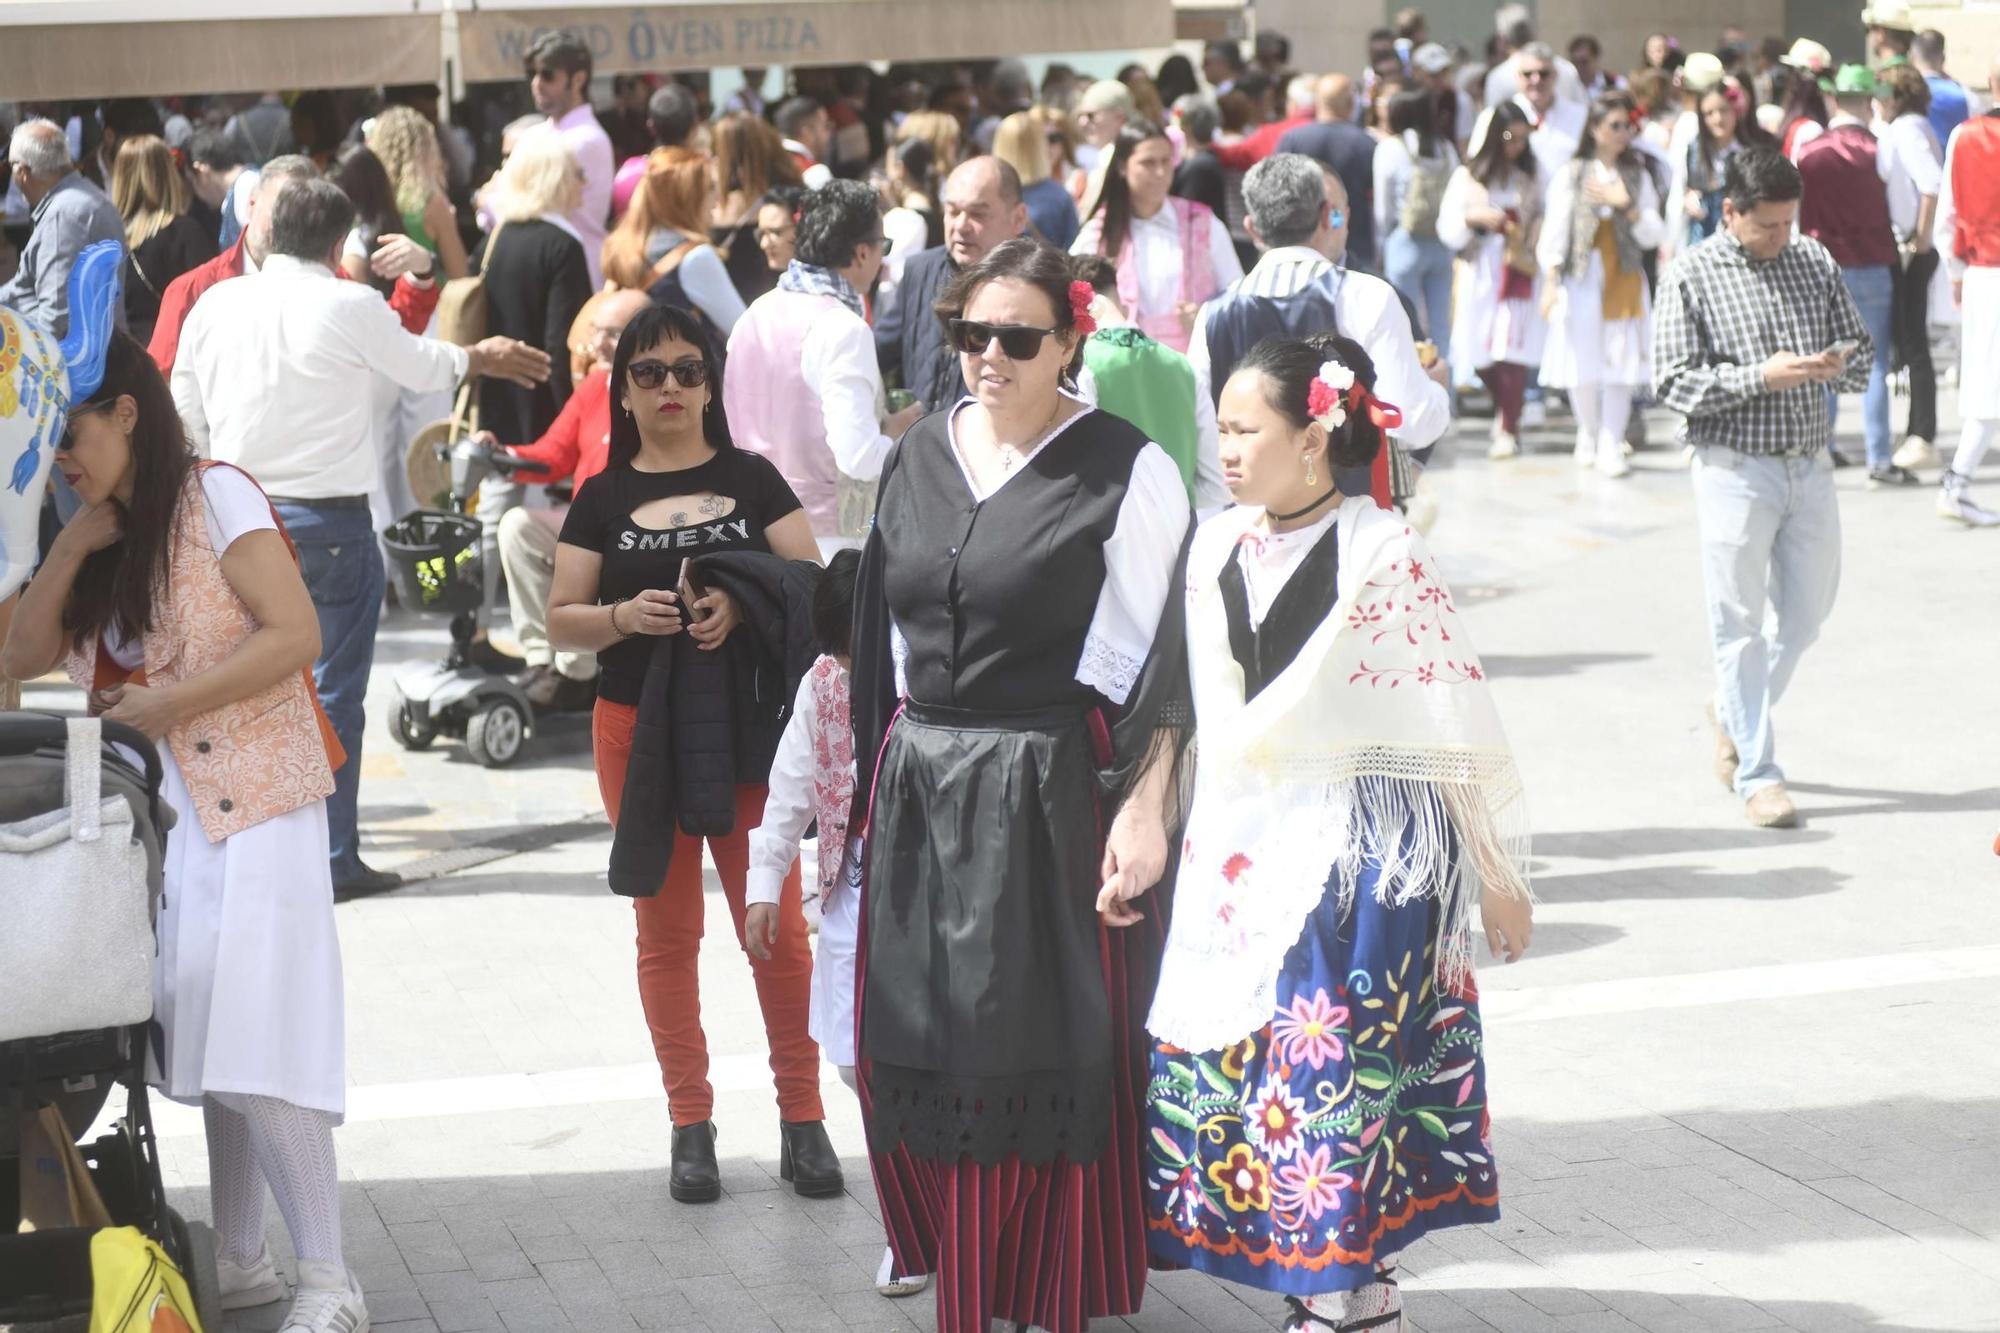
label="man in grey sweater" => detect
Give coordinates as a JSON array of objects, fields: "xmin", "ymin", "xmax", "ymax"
[{"xmin": 2, "ymin": 119, "xmax": 124, "ymax": 338}]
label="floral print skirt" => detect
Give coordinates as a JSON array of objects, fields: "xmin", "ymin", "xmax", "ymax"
[{"xmin": 1145, "ymin": 861, "xmax": 1501, "ymax": 1296}]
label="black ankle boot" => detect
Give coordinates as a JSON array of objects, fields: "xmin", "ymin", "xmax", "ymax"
[
  {"xmin": 669, "ymin": 1120, "xmax": 720, "ymax": 1203},
  {"xmin": 777, "ymin": 1119, "xmax": 843, "ymax": 1197}
]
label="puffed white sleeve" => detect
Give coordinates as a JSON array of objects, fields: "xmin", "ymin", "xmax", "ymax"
[
  {"xmin": 1629, "ymin": 167, "xmax": 1667, "ymax": 251},
  {"xmin": 1077, "ymin": 443, "xmax": 1192, "ymax": 705},
  {"xmin": 1435, "ymin": 166, "xmax": 1477, "ymax": 252},
  {"xmin": 1537, "ymin": 163, "xmax": 1576, "ymax": 273},
  {"xmin": 746, "ymin": 672, "xmax": 820, "ymax": 907}
]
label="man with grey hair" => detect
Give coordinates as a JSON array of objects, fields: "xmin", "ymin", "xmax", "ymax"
[
  {"xmin": 1, "ymin": 118, "xmax": 124, "ymax": 338},
  {"xmin": 1170, "ymin": 95, "xmax": 1227, "ymax": 220},
  {"xmin": 1188, "ymin": 153, "xmax": 1450, "ymax": 510},
  {"xmin": 1483, "ymin": 16, "xmax": 1588, "ymax": 110},
  {"xmin": 148, "ymin": 153, "xmax": 446, "ymax": 377},
  {"xmin": 173, "ymin": 178, "xmax": 548, "ymax": 901}
]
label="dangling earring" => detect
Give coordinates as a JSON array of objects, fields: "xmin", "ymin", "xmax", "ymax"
[{"xmin": 1305, "ymin": 454, "xmax": 1317, "ymax": 487}]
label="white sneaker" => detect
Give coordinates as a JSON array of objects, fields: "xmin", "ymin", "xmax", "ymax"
[
  {"xmin": 217, "ymin": 1248, "xmax": 287, "ymax": 1310},
  {"xmin": 1894, "ymin": 436, "xmax": 1938, "ymax": 470},
  {"xmin": 278, "ymin": 1263, "xmax": 369, "ymax": 1333},
  {"xmin": 875, "ymin": 1245, "xmax": 930, "ymax": 1298},
  {"xmin": 1572, "ymin": 433, "xmax": 1595, "ymax": 467},
  {"xmin": 1487, "ymin": 429, "xmax": 1520, "ymax": 460},
  {"xmin": 1596, "ymin": 443, "xmax": 1632, "ymax": 478},
  {"xmin": 1938, "ymin": 481, "xmax": 2000, "ymax": 527}
]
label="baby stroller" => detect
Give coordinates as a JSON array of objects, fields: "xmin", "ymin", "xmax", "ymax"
[
  {"xmin": 382, "ymin": 433, "xmax": 551, "ymax": 768},
  {"xmin": 0, "ymin": 713, "xmax": 221, "ymax": 1333}
]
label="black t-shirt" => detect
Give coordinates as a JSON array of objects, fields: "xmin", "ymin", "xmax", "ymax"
[{"xmin": 558, "ymin": 449, "xmax": 802, "ymax": 704}]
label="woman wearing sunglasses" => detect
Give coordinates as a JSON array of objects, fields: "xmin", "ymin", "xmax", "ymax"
[
  {"xmin": 1537, "ymin": 91, "xmax": 1666, "ymax": 478},
  {"xmin": 847, "ymin": 235, "xmax": 1193, "ymax": 1333},
  {"xmin": 545, "ymin": 303, "xmax": 834, "ymax": 1205},
  {"xmin": 1072, "ymin": 121, "xmax": 1243, "ymax": 354}
]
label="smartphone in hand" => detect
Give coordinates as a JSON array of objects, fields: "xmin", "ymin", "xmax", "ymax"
[{"xmin": 678, "ymin": 557, "xmax": 713, "ymax": 624}]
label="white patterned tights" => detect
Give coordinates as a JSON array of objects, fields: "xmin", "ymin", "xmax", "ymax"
[{"xmin": 202, "ymin": 1095, "xmax": 343, "ymax": 1270}]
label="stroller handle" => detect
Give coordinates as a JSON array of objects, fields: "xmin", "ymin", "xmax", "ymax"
[{"xmin": 0, "ymin": 713, "xmax": 162, "ymax": 795}]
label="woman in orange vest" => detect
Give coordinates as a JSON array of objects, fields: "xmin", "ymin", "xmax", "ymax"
[{"xmin": 0, "ymin": 331, "xmax": 367, "ymax": 1333}]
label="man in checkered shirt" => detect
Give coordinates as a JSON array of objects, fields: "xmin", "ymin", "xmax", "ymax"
[{"xmin": 1652, "ymin": 145, "xmax": 1870, "ymax": 831}]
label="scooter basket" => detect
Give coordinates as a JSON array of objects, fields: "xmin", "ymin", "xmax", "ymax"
[{"xmin": 384, "ymin": 510, "xmax": 484, "ymax": 615}]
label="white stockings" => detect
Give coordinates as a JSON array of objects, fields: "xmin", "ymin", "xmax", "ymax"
[{"xmin": 203, "ymin": 1095, "xmax": 344, "ymax": 1271}]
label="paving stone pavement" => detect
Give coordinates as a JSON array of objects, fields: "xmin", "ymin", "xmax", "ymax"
[{"xmin": 36, "ymin": 391, "xmax": 2000, "ymax": 1333}]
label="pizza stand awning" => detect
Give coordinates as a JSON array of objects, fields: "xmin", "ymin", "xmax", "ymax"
[{"xmin": 0, "ymin": 0, "xmax": 1234, "ymax": 102}]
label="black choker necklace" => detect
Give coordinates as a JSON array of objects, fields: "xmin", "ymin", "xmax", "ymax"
[{"xmin": 1267, "ymin": 486, "xmax": 1339, "ymax": 524}]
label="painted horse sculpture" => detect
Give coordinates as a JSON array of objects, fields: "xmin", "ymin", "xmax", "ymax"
[{"xmin": 0, "ymin": 239, "xmax": 121, "ymax": 601}]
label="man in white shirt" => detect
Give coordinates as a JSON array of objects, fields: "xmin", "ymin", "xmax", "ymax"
[
  {"xmin": 775, "ymin": 97, "xmax": 836, "ymax": 189},
  {"xmin": 1188, "ymin": 154, "xmax": 1451, "ymax": 513},
  {"xmin": 524, "ymin": 31, "xmax": 615, "ymax": 287},
  {"xmin": 1484, "ymin": 12, "xmax": 1588, "ymax": 110},
  {"xmin": 1512, "ymin": 43, "xmax": 1587, "ymax": 173},
  {"xmin": 172, "ymin": 179, "xmax": 551, "ymax": 898}
]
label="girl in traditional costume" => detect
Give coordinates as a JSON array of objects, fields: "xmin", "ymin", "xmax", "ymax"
[{"xmin": 1120, "ymin": 334, "xmax": 1534, "ymax": 1332}]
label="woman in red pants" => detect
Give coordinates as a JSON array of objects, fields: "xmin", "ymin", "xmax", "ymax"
[{"xmin": 546, "ymin": 301, "xmax": 832, "ymax": 1203}]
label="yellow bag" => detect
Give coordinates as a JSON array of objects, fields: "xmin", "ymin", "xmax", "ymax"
[{"xmin": 89, "ymin": 1226, "xmax": 204, "ymax": 1333}]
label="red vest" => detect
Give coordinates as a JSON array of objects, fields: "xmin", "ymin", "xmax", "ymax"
[
  {"xmin": 1798, "ymin": 123, "xmax": 1898, "ymax": 268},
  {"xmin": 1951, "ymin": 114, "xmax": 2000, "ymax": 267}
]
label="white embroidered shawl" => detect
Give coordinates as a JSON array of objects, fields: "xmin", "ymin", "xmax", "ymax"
[{"xmin": 1147, "ymin": 497, "xmax": 1532, "ymax": 1054}]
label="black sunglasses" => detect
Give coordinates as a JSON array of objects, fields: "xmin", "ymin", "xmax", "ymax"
[
  {"xmin": 948, "ymin": 319, "xmax": 1058, "ymax": 360},
  {"xmin": 628, "ymin": 358, "xmax": 709, "ymax": 390}
]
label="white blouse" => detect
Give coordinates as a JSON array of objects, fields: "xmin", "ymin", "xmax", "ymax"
[
  {"xmin": 1072, "ymin": 204, "xmax": 1244, "ymax": 321},
  {"xmin": 891, "ymin": 398, "xmax": 1191, "ymax": 707},
  {"xmin": 1234, "ymin": 505, "xmax": 1340, "ymax": 632}
]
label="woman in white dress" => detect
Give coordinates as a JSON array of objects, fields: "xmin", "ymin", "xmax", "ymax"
[
  {"xmin": 1537, "ymin": 91, "xmax": 1666, "ymax": 478},
  {"xmin": 1439, "ymin": 101, "xmax": 1547, "ymax": 460},
  {"xmin": 1, "ymin": 332, "xmax": 361, "ymax": 1333}
]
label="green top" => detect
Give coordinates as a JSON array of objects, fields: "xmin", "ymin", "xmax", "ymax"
[
  {"xmin": 401, "ymin": 202, "xmax": 437, "ymax": 255},
  {"xmin": 1082, "ymin": 326, "xmax": 1199, "ymax": 501}
]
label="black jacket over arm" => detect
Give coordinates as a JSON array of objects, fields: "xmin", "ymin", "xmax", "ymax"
[
  {"xmin": 607, "ymin": 550, "xmax": 823, "ymax": 897},
  {"xmin": 872, "ymin": 245, "xmax": 965, "ymax": 413}
]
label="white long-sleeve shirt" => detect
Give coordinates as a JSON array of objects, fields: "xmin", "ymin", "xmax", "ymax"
[
  {"xmin": 172, "ymin": 255, "xmax": 467, "ymax": 499},
  {"xmin": 1071, "ymin": 203, "xmax": 1245, "ymax": 325},
  {"xmin": 746, "ymin": 669, "xmax": 827, "ymax": 907},
  {"xmin": 1187, "ymin": 246, "xmax": 1452, "ymax": 511},
  {"xmin": 801, "ymin": 305, "xmax": 896, "ymax": 483}
]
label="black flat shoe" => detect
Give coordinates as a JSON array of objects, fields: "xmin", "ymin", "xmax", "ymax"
[
  {"xmin": 333, "ymin": 862, "xmax": 404, "ymax": 902},
  {"xmin": 778, "ymin": 1119, "xmax": 843, "ymax": 1197},
  {"xmin": 670, "ymin": 1120, "xmax": 721, "ymax": 1203}
]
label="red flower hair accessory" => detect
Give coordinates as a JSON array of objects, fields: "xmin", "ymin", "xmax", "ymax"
[
  {"xmin": 1068, "ymin": 280, "xmax": 1098, "ymax": 335},
  {"xmin": 1308, "ymin": 358, "xmax": 1404, "ymax": 433}
]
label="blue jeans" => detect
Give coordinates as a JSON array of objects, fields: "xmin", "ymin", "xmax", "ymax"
[
  {"xmin": 1382, "ymin": 229, "xmax": 1454, "ymax": 366},
  {"xmin": 1690, "ymin": 447, "xmax": 1842, "ymax": 795},
  {"xmin": 276, "ymin": 501, "xmax": 385, "ymax": 880},
  {"xmin": 1829, "ymin": 265, "xmax": 1894, "ymax": 469}
]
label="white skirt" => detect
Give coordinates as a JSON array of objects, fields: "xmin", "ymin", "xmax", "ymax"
[
  {"xmin": 1450, "ymin": 241, "xmax": 1549, "ymax": 378},
  {"xmin": 807, "ymin": 839, "xmax": 861, "ymax": 1068},
  {"xmin": 1539, "ymin": 251, "xmax": 1652, "ymax": 388},
  {"xmin": 1960, "ymin": 267, "xmax": 2000, "ymax": 421},
  {"xmin": 152, "ymin": 743, "xmax": 347, "ymax": 1119}
]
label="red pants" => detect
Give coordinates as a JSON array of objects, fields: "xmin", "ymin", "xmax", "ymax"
[
  {"xmin": 591, "ymin": 699, "xmax": 823, "ymax": 1126},
  {"xmin": 1477, "ymin": 362, "xmax": 1529, "ymax": 436}
]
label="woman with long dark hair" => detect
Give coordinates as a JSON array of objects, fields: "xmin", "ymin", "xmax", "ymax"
[
  {"xmin": 1778, "ymin": 60, "xmax": 1832, "ymax": 160},
  {"xmin": 1073, "ymin": 121, "xmax": 1242, "ymax": 354},
  {"xmin": 545, "ymin": 302, "xmax": 831, "ymax": 1205},
  {"xmin": 849, "ymin": 235, "xmax": 1192, "ymax": 1333},
  {"xmin": 2, "ymin": 331, "xmax": 364, "ymax": 1333},
  {"xmin": 1439, "ymin": 102, "xmax": 1545, "ymax": 459},
  {"xmin": 1536, "ymin": 91, "xmax": 1665, "ymax": 477},
  {"xmin": 332, "ymin": 144, "xmax": 405, "ymax": 298},
  {"xmin": 1668, "ymin": 81, "xmax": 1765, "ymax": 256},
  {"xmin": 1374, "ymin": 88, "xmax": 1461, "ymax": 363},
  {"xmin": 1139, "ymin": 333, "xmax": 1531, "ymax": 1332}
]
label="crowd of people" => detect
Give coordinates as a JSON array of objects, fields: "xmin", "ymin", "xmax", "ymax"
[{"xmin": 2, "ymin": 6, "xmax": 1998, "ymax": 1333}]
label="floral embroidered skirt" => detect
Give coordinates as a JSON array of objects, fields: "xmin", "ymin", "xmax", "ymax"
[{"xmin": 1144, "ymin": 863, "xmax": 1500, "ymax": 1296}]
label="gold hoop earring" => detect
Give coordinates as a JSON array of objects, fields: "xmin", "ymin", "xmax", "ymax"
[{"xmin": 1305, "ymin": 455, "xmax": 1317, "ymax": 487}]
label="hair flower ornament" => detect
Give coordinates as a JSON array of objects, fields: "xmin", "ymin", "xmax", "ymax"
[
  {"xmin": 1307, "ymin": 360, "xmax": 1355, "ymax": 429},
  {"xmin": 1068, "ymin": 280, "xmax": 1098, "ymax": 335}
]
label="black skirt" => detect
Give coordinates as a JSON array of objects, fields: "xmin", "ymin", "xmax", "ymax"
[{"xmin": 862, "ymin": 700, "xmax": 1116, "ymax": 1165}]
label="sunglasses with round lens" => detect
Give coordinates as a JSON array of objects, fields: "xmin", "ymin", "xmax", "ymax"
[
  {"xmin": 628, "ymin": 358, "xmax": 708, "ymax": 390},
  {"xmin": 948, "ymin": 319, "xmax": 1057, "ymax": 360}
]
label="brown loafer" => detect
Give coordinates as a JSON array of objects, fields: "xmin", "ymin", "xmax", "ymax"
[
  {"xmin": 1745, "ymin": 784, "xmax": 1798, "ymax": 829},
  {"xmin": 1705, "ymin": 700, "xmax": 1738, "ymax": 790}
]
